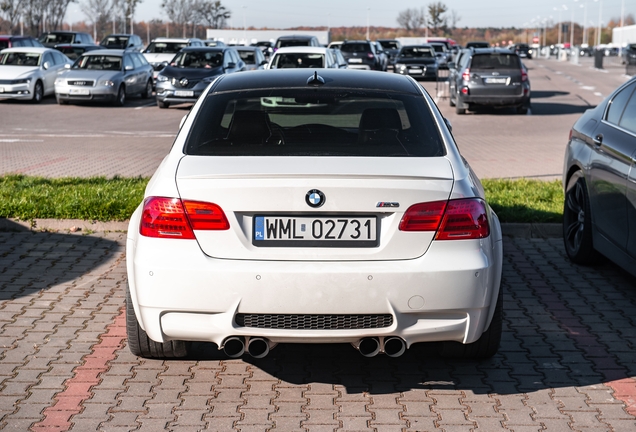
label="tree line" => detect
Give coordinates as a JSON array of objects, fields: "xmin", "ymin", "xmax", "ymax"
[{"xmin": 0, "ymin": 0, "xmax": 231, "ymax": 38}]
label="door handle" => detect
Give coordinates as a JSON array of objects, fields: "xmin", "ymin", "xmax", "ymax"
[{"xmin": 593, "ymin": 134, "xmax": 603, "ymax": 146}]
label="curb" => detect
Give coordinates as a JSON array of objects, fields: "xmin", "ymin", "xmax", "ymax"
[{"xmin": 0, "ymin": 219, "xmax": 563, "ymax": 238}]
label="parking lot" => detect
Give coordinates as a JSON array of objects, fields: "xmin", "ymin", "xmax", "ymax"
[{"xmin": 1, "ymin": 56, "xmax": 635, "ymax": 431}]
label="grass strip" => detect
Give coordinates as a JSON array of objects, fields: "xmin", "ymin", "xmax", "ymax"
[
  {"xmin": 0, "ymin": 175, "xmax": 147, "ymax": 222},
  {"xmin": 0, "ymin": 175, "xmax": 564, "ymax": 224}
]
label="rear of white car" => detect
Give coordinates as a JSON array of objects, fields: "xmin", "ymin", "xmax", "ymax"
[{"xmin": 126, "ymin": 69, "xmax": 503, "ymax": 360}]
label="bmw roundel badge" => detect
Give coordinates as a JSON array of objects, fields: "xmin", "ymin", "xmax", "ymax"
[{"xmin": 305, "ymin": 189, "xmax": 325, "ymax": 208}]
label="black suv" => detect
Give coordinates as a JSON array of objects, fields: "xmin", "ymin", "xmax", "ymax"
[
  {"xmin": 39, "ymin": 31, "xmax": 95, "ymax": 47},
  {"xmin": 448, "ymin": 48, "xmax": 531, "ymax": 114},
  {"xmin": 509, "ymin": 43, "xmax": 533, "ymax": 59},
  {"xmin": 99, "ymin": 34, "xmax": 144, "ymax": 51},
  {"xmin": 340, "ymin": 40, "xmax": 386, "ymax": 71}
]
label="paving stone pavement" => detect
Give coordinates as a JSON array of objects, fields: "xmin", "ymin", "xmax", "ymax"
[{"xmin": 0, "ymin": 222, "xmax": 635, "ymax": 431}]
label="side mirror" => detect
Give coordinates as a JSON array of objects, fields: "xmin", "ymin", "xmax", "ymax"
[
  {"xmin": 42, "ymin": 61, "xmax": 50, "ymax": 70},
  {"xmin": 64, "ymin": 63, "xmax": 71, "ymax": 69},
  {"xmin": 125, "ymin": 64, "xmax": 134, "ymax": 71},
  {"xmin": 226, "ymin": 62, "xmax": 236, "ymax": 69}
]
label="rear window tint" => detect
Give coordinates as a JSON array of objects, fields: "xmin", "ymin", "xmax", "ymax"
[
  {"xmin": 471, "ymin": 54, "xmax": 520, "ymax": 69},
  {"xmin": 271, "ymin": 53, "xmax": 324, "ymax": 69},
  {"xmin": 341, "ymin": 43, "xmax": 371, "ymax": 53},
  {"xmin": 185, "ymin": 89, "xmax": 445, "ymax": 157}
]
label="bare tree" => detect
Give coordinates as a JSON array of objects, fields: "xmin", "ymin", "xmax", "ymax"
[
  {"xmin": 22, "ymin": 0, "xmax": 76, "ymax": 35},
  {"xmin": 427, "ymin": 1, "xmax": 448, "ymax": 35},
  {"xmin": 162, "ymin": 0, "xmax": 196, "ymax": 37},
  {"xmin": 81, "ymin": 0, "xmax": 111, "ymax": 40},
  {"xmin": 196, "ymin": 0, "xmax": 229, "ymax": 29},
  {"xmin": 396, "ymin": 7, "xmax": 425, "ymax": 31},
  {"xmin": 0, "ymin": 0, "xmax": 23, "ymax": 33},
  {"xmin": 448, "ymin": 9, "xmax": 460, "ymax": 30}
]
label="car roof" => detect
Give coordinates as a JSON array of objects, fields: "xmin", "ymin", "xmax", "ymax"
[
  {"xmin": 102, "ymin": 34, "xmax": 135, "ymax": 37},
  {"xmin": 151, "ymin": 37, "xmax": 200, "ymax": 42},
  {"xmin": 0, "ymin": 47, "xmax": 51, "ymax": 53},
  {"xmin": 471, "ymin": 47, "xmax": 515, "ymax": 54},
  {"xmin": 272, "ymin": 46, "xmax": 331, "ymax": 54},
  {"xmin": 211, "ymin": 69, "xmax": 421, "ymax": 95},
  {"xmin": 180, "ymin": 46, "xmax": 228, "ymax": 52},
  {"xmin": 277, "ymin": 35, "xmax": 315, "ymax": 40},
  {"xmin": 234, "ymin": 46, "xmax": 259, "ymax": 51},
  {"xmin": 401, "ymin": 44, "xmax": 433, "ymax": 49},
  {"xmin": 80, "ymin": 49, "xmax": 126, "ymax": 56}
]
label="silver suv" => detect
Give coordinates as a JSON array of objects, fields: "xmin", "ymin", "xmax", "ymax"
[{"xmin": 448, "ymin": 48, "xmax": 531, "ymax": 114}]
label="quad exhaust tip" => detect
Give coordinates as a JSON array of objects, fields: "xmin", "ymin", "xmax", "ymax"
[
  {"xmin": 356, "ymin": 337, "xmax": 406, "ymax": 358},
  {"xmin": 223, "ymin": 337, "xmax": 272, "ymax": 359}
]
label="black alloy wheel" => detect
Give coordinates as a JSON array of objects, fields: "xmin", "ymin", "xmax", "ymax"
[
  {"xmin": 142, "ymin": 80, "xmax": 152, "ymax": 99},
  {"xmin": 114, "ymin": 85, "xmax": 126, "ymax": 107},
  {"xmin": 563, "ymin": 172, "xmax": 598, "ymax": 264}
]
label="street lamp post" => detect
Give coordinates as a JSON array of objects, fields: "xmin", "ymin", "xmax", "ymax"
[
  {"xmin": 242, "ymin": 5, "xmax": 247, "ymax": 43},
  {"xmin": 366, "ymin": 8, "xmax": 370, "ymax": 40},
  {"xmin": 595, "ymin": 0, "xmax": 602, "ymax": 46}
]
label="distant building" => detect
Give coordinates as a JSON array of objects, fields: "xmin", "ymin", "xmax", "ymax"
[{"xmin": 613, "ymin": 24, "xmax": 636, "ymax": 48}]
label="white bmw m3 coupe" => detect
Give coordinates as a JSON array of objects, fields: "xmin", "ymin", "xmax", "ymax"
[{"xmin": 126, "ymin": 69, "xmax": 504, "ymax": 360}]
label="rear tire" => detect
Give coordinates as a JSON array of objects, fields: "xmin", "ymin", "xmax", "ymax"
[
  {"xmin": 455, "ymin": 105, "xmax": 466, "ymax": 114},
  {"xmin": 440, "ymin": 287, "xmax": 503, "ymax": 359},
  {"xmin": 563, "ymin": 172, "xmax": 599, "ymax": 264},
  {"xmin": 516, "ymin": 105, "xmax": 529, "ymax": 114},
  {"xmin": 126, "ymin": 285, "xmax": 189, "ymax": 358}
]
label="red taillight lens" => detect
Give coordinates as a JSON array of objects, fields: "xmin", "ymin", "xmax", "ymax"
[
  {"xmin": 399, "ymin": 201, "xmax": 447, "ymax": 232},
  {"xmin": 140, "ymin": 197, "xmax": 195, "ymax": 239},
  {"xmin": 462, "ymin": 69, "xmax": 470, "ymax": 81},
  {"xmin": 521, "ymin": 69, "xmax": 528, "ymax": 82},
  {"xmin": 461, "ymin": 86, "xmax": 469, "ymax": 95},
  {"xmin": 140, "ymin": 197, "xmax": 229, "ymax": 239},
  {"xmin": 399, "ymin": 198, "xmax": 490, "ymax": 240},
  {"xmin": 367, "ymin": 52, "xmax": 375, "ymax": 59},
  {"xmin": 183, "ymin": 200, "xmax": 229, "ymax": 231},
  {"xmin": 436, "ymin": 199, "xmax": 490, "ymax": 240}
]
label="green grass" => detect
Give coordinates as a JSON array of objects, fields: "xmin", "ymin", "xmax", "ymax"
[
  {"xmin": 0, "ymin": 175, "xmax": 147, "ymax": 222},
  {"xmin": 482, "ymin": 179, "xmax": 563, "ymax": 223},
  {"xmin": 0, "ymin": 175, "xmax": 564, "ymax": 223}
]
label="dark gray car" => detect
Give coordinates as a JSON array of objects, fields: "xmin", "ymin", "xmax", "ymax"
[
  {"xmin": 448, "ymin": 48, "xmax": 531, "ymax": 114},
  {"xmin": 155, "ymin": 47, "xmax": 245, "ymax": 108},
  {"xmin": 562, "ymin": 76, "xmax": 636, "ymax": 277}
]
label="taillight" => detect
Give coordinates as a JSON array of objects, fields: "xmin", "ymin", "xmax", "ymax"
[
  {"xmin": 461, "ymin": 86, "xmax": 469, "ymax": 95},
  {"xmin": 462, "ymin": 69, "xmax": 470, "ymax": 81},
  {"xmin": 367, "ymin": 52, "xmax": 375, "ymax": 59},
  {"xmin": 521, "ymin": 69, "xmax": 528, "ymax": 82},
  {"xmin": 140, "ymin": 197, "xmax": 229, "ymax": 239},
  {"xmin": 399, "ymin": 198, "xmax": 489, "ymax": 240},
  {"xmin": 399, "ymin": 201, "xmax": 446, "ymax": 232},
  {"xmin": 140, "ymin": 197, "xmax": 195, "ymax": 239},
  {"xmin": 436, "ymin": 199, "xmax": 490, "ymax": 240},
  {"xmin": 183, "ymin": 200, "xmax": 229, "ymax": 230}
]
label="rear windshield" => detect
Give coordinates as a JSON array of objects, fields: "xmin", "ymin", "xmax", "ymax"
[
  {"xmin": 0, "ymin": 52, "xmax": 40, "ymax": 66},
  {"xmin": 39, "ymin": 33, "xmax": 73, "ymax": 44},
  {"xmin": 471, "ymin": 53, "xmax": 521, "ymax": 69},
  {"xmin": 276, "ymin": 39, "xmax": 311, "ymax": 49},
  {"xmin": 101, "ymin": 36, "xmax": 129, "ymax": 48},
  {"xmin": 0, "ymin": 41, "xmax": 8, "ymax": 49},
  {"xmin": 57, "ymin": 46, "xmax": 87, "ymax": 60},
  {"xmin": 341, "ymin": 43, "xmax": 371, "ymax": 53},
  {"xmin": 144, "ymin": 42, "xmax": 187, "ymax": 53},
  {"xmin": 379, "ymin": 41, "xmax": 399, "ymax": 50},
  {"xmin": 237, "ymin": 50, "xmax": 255, "ymax": 63},
  {"xmin": 270, "ymin": 53, "xmax": 324, "ymax": 69},
  {"xmin": 185, "ymin": 89, "xmax": 445, "ymax": 157}
]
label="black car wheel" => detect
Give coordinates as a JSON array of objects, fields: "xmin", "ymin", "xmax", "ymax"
[
  {"xmin": 31, "ymin": 80, "xmax": 43, "ymax": 103},
  {"xmin": 563, "ymin": 172, "xmax": 598, "ymax": 264},
  {"xmin": 157, "ymin": 100, "xmax": 170, "ymax": 109},
  {"xmin": 114, "ymin": 85, "xmax": 126, "ymax": 107},
  {"xmin": 141, "ymin": 80, "xmax": 152, "ymax": 99},
  {"xmin": 516, "ymin": 105, "xmax": 528, "ymax": 115},
  {"xmin": 126, "ymin": 285, "xmax": 189, "ymax": 358}
]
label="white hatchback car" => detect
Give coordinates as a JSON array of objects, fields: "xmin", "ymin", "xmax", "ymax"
[{"xmin": 126, "ymin": 69, "xmax": 503, "ymax": 360}]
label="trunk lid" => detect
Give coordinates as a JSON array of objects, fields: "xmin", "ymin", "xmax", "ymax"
[{"xmin": 176, "ymin": 156, "xmax": 454, "ymax": 261}]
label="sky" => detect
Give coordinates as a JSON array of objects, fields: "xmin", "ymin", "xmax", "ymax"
[{"xmin": 66, "ymin": 0, "xmax": 633, "ymax": 30}]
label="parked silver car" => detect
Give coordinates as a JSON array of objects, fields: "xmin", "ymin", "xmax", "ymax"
[
  {"xmin": 0, "ymin": 47, "xmax": 71, "ymax": 103},
  {"xmin": 54, "ymin": 49, "xmax": 153, "ymax": 106},
  {"xmin": 563, "ymin": 75, "xmax": 636, "ymax": 276}
]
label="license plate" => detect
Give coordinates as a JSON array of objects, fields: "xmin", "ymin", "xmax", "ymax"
[
  {"xmin": 174, "ymin": 90, "xmax": 194, "ymax": 97},
  {"xmin": 253, "ymin": 215, "xmax": 378, "ymax": 247},
  {"xmin": 484, "ymin": 77, "xmax": 507, "ymax": 84},
  {"xmin": 348, "ymin": 58, "xmax": 362, "ymax": 63},
  {"xmin": 409, "ymin": 68, "xmax": 423, "ymax": 74},
  {"xmin": 70, "ymin": 88, "xmax": 90, "ymax": 95}
]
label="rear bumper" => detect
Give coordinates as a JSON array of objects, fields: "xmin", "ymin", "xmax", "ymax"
[
  {"xmin": 460, "ymin": 94, "xmax": 530, "ymax": 108},
  {"xmin": 127, "ymin": 211, "xmax": 503, "ymax": 349}
]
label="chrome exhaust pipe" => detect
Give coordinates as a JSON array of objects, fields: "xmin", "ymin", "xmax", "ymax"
[
  {"xmin": 383, "ymin": 337, "xmax": 406, "ymax": 358},
  {"xmin": 358, "ymin": 337, "xmax": 381, "ymax": 357},
  {"xmin": 247, "ymin": 337, "xmax": 270, "ymax": 358},
  {"xmin": 223, "ymin": 336, "xmax": 245, "ymax": 358}
]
